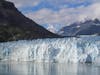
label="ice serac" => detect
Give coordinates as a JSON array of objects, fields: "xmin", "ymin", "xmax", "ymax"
[{"xmin": 0, "ymin": 36, "xmax": 100, "ymax": 63}]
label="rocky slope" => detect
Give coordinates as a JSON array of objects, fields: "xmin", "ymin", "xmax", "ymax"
[
  {"xmin": 0, "ymin": 0, "xmax": 61, "ymax": 42},
  {"xmin": 58, "ymin": 19, "xmax": 100, "ymax": 36}
]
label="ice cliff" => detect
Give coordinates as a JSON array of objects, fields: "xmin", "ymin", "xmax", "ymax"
[{"xmin": 0, "ymin": 36, "xmax": 100, "ymax": 63}]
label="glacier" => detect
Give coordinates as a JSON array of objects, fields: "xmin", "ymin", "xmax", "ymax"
[{"xmin": 0, "ymin": 36, "xmax": 100, "ymax": 63}]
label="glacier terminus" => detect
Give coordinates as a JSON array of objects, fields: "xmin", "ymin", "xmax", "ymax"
[{"xmin": 0, "ymin": 36, "xmax": 100, "ymax": 63}]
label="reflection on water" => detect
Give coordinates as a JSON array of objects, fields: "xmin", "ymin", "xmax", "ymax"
[{"xmin": 0, "ymin": 62, "xmax": 100, "ymax": 75}]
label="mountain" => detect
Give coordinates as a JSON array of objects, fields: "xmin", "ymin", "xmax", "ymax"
[
  {"xmin": 58, "ymin": 19, "xmax": 100, "ymax": 36},
  {"xmin": 0, "ymin": 0, "xmax": 61, "ymax": 42}
]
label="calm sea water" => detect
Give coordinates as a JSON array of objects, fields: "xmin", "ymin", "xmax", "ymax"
[{"xmin": 0, "ymin": 62, "xmax": 100, "ymax": 75}]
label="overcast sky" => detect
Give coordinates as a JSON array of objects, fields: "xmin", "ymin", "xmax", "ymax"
[{"xmin": 7, "ymin": 0, "xmax": 100, "ymax": 32}]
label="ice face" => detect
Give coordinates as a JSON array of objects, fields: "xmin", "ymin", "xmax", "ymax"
[{"xmin": 0, "ymin": 36, "xmax": 100, "ymax": 63}]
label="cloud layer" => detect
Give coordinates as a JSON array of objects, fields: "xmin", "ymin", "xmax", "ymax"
[
  {"xmin": 25, "ymin": 3, "xmax": 100, "ymax": 25},
  {"xmin": 7, "ymin": 0, "xmax": 100, "ymax": 32},
  {"xmin": 7, "ymin": 0, "xmax": 40, "ymax": 8}
]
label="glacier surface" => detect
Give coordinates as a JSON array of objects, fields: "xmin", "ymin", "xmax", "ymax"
[{"xmin": 0, "ymin": 36, "xmax": 100, "ymax": 63}]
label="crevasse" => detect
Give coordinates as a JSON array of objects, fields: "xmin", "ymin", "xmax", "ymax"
[{"xmin": 0, "ymin": 36, "xmax": 100, "ymax": 63}]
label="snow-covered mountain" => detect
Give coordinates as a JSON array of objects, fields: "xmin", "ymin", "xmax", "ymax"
[
  {"xmin": 0, "ymin": 36, "xmax": 100, "ymax": 63},
  {"xmin": 58, "ymin": 19, "xmax": 100, "ymax": 36},
  {"xmin": 47, "ymin": 25, "xmax": 56, "ymax": 33}
]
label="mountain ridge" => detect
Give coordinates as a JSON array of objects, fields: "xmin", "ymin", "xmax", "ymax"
[
  {"xmin": 0, "ymin": 0, "xmax": 61, "ymax": 42},
  {"xmin": 58, "ymin": 19, "xmax": 100, "ymax": 36}
]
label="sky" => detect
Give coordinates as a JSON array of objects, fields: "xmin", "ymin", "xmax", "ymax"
[{"xmin": 7, "ymin": 0, "xmax": 100, "ymax": 33}]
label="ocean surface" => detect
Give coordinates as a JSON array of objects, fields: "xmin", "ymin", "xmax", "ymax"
[{"xmin": 0, "ymin": 62, "xmax": 100, "ymax": 75}]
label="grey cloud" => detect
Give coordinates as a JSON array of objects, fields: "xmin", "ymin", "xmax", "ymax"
[
  {"xmin": 25, "ymin": 3, "xmax": 100, "ymax": 26},
  {"xmin": 7, "ymin": 0, "xmax": 40, "ymax": 8}
]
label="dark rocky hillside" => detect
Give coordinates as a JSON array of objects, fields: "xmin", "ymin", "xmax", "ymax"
[{"xmin": 0, "ymin": 0, "xmax": 61, "ymax": 42}]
